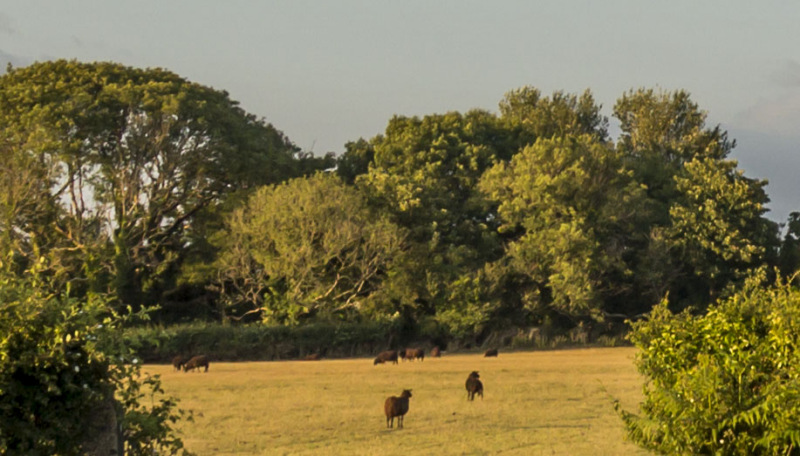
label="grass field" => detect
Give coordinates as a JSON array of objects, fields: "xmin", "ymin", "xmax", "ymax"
[{"xmin": 147, "ymin": 347, "xmax": 648, "ymax": 455}]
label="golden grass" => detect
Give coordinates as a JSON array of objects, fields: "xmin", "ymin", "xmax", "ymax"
[{"xmin": 147, "ymin": 347, "xmax": 647, "ymax": 455}]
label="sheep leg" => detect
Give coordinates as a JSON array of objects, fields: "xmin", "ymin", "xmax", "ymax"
[{"xmin": 398, "ymin": 416, "xmax": 403, "ymax": 429}]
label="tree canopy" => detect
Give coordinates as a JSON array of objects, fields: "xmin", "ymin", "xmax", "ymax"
[
  {"xmin": 214, "ymin": 172, "xmax": 405, "ymax": 323},
  {"xmin": 0, "ymin": 60, "xmax": 333, "ymax": 310},
  {"xmin": 0, "ymin": 60, "xmax": 793, "ymax": 337}
]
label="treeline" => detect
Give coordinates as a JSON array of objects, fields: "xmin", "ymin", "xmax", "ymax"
[{"xmin": 2, "ymin": 60, "xmax": 799, "ymax": 340}]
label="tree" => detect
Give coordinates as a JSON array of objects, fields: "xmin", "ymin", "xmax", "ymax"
[
  {"xmin": 335, "ymin": 138, "xmax": 375, "ymax": 184},
  {"xmin": 0, "ymin": 127, "xmax": 63, "ymax": 275},
  {"xmin": 480, "ymin": 134, "xmax": 648, "ymax": 319},
  {"xmin": 618, "ymin": 272, "xmax": 800, "ymax": 455},
  {"xmin": 356, "ymin": 110, "xmax": 507, "ymax": 316},
  {"xmin": 215, "ymin": 173, "xmax": 405, "ymax": 323},
  {"xmin": 614, "ymin": 88, "xmax": 778, "ymax": 311},
  {"xmin": 778, "ymin": 212, "xmax": 800, "ymax": 281},
  {"xmin": 614, "ymin": 88, "xmax": 732, "ymax": 217},
  {"xmin": 668, "ymin": 157, "xmax": 776, "ymax": 301},
  {"xmin": 0, "ymin": 60, "xmax": 313, "ymax": 308},
  {"xmin": 499, "ymin": 86, "xmax": 609, "ymax": 147},
  {"xmin": 356, "ymin": 88, "xmax": 612, "ymax": 326}
]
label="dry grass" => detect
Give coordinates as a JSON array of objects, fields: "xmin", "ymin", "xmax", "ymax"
[{"xmin": 147, "ymin": 347, "xmax": 647, "ymax": 455}]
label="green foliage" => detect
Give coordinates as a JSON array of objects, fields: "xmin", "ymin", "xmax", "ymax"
[
  {"xmin": 499, "ymin": 86, "xmax": 609, "ymax": 145},
  {"xmin": 0, "ymin": 261, "xmax": 188, "ymax": 455},
  {"xmin": 614, "ymin": 88, "xmax": 732, "ymax": 219},
  {"xmin": 480, "ymin": 134, "xmax": 648, "ymax": 318},
  {"xmin": 619, "ymin": 273, "xmax": 800, "ymax": 454},
  {"xmin": 668, "ymin": 158, "xmax": 775, "ymax": 298},
  {"xmin": 614, "ymin": 87, "xmax": 778, "ymax": 311},
  {"xmin": 0, "ymin": 60, "xmax": 312, "ymax": 309},
  {"xmin": 214, "ymin": 172, "xmax": 405, "ymax": 322},
  {"xmin": 121, "ymin": 320, "xmax": 406, "ymax": 362},
  {"xmin": 335, "ymin": 138, "xmax": 375, "ymax": 184},
  {"xmin": 779, "ymin": 212, "xmax": 800, "ymax": 281},
  {"xmin": 434, "ymin": 272, "xmax": 497, "ymax": 340}
]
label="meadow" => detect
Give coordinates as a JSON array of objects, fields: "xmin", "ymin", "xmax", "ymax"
[{"xmin": 148, "ymin": 347, "xmax": 648, "ymax": 455}]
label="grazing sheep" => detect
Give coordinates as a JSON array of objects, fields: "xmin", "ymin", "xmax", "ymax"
[
  {"xmin": 171, "ymin": 355, "xmax": 188, "ymax": 371},
  {"xmin": 384, "ymin": 389, "xmax": 412, "ymax": 429},
  {"xmin": 183, "ymin": 355, "xmax": 209, "ymax": 373},
  {"xmin": 373, "ymin": 350, "xmax": 399, "ymax": 365},
  {"xmin": 466, "ymin": 371, "xmax": 483, "ymax": 401},
  {"xmin": 402, "ymin": 347, "xmax": 425, "ymax": 362},
  {"xmin": 304, "ymin": 353, "xmax": 322, "ymax": 361},
  {"xmin": 484, "ymin": 348, "xmax": 498, "ymax": 357},
  {"xmin": 430, "ymin": 346, "xmax": 441, "ymax": 357}
]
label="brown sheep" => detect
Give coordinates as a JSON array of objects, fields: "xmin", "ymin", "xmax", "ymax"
[
  {"xmin": 373, "ymin": 350, "xmax": 399, "ymax": 365},
  {"xmin": 430, "ymin": 346, "xmax": 441, "ymax": 357},
  {"xmin": 183, "ymin": 355, "xmax": 209, "ymax": 373},
  {"xmin": 304, "ymin": 353, "xmax": 322, "ymax": 361},
  {"xmin": 466, "ymin": 371, "xmax": 483, "ymax": 401},
  {"xmin": 171, "ymin": 355, "xmax": 188, "ymax": 371},
  {"xmin": 384, "ymin": 389, "xmax": 412, "ymax": 429},
  {"xmin": 484, "ymin": 348, "xmax": 498, "ymax": 357},
  {"xmin": 401, "ymin": 347, "xmax": 425, "ymax": 362}
]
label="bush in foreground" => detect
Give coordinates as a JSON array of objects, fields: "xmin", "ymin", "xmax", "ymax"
[
  {"xmin": 0, "ymin": 266, "xmax": 189, "ymax": 455},
  {"xmin": 618, "ymin": 273, "xmax": 800, "ymax": 454}
]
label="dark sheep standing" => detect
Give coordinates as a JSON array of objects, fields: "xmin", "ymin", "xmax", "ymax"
[
  {"xmin": 484, "ymin": 348, "xmax": 498, "ymax": 357},
  {"xmin": 183, "ymin": 355, "xmax": 209, "ymax": 373},
  {"xmin": 466, "ymin": 371, "xmax": 484, "ymax": 401},
  {"xmin": 373, "ymin": 350, "xmax": 399, "ymax": 365},
  {"xmin": 430, "ymin": 346, "xmax": 441, "ymax": 357},
  {"xmin": 171, "ymin": 355, "xmax": 188, "ymax": 371},
  {"xmin": 402, "ymin": 347, "xmax": 425, "ymax": 362},
  {"xmin": 384, "ymin": 389, "xmax": 412, "ymax": 429}
]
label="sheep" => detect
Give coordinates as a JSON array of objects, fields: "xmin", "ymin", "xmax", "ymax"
[
  {"xmin": 183, "ymin": 355, "xmax": 209, "ymax": 373},
  {"xmin": 171, "ymin": 355, "xmax": 188, "ymax": 371},
  {"xmin": 384, "ymin": 389, "xmax": 412, "ymax": 429},
  {"xmin": 304, "ymin": 353, "xmax": 322, "ymax": 361},
  {"xmin": 402, "ymin": 347, "xmax": 424, "ymax": 362},
  {"xmin": 373, "ymin": 350, "xmax": 399, "ymax": 365},
  {"xmin": 466, "ymin": 371, "xmax": 483, "ymax": 401},
  {"xmin": 484, "ymin": 348, "xmax": 498, "ymax": 357},
  {"xmin": 430, "ymin": 346, "xmax": 441, "ymax": 357}
]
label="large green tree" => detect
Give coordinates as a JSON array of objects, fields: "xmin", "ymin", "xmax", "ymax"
[
  {"xmin": 0, "ymin": 60, "xmax": 324, "ymax": 308},
  {"xmin": 215, "ymin": 173, "xmax": 405, "ymax": 323},
  {"xmin": 614, "ymin": 88, "xmax": 778, "ymax": 309},
  {"xmin": 668, "ymin": 157, "xmax": 775, "ymax": 301},
  {"xmin": 480, "ymin": 134, "xmax": 649, "ymax": 319}
]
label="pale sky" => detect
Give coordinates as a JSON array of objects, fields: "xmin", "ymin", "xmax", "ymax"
[{"xmin": 1, "ymin": 1, "xmax": 799, "ymax": 222}]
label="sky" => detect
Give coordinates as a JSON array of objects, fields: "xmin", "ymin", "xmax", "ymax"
[{"xmin": 1, "ymin": 1, "xmax": 799, "ymax": 222}]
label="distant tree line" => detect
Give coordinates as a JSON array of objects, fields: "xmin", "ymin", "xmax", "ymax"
[{"xmin": 2, "ymin": 60, "xmax": 799, "ymax": 339}]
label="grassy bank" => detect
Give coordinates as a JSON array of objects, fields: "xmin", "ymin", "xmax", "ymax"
[{"xmin": 147, "ymin": 347, "xmax": 646, "ymax": 455}]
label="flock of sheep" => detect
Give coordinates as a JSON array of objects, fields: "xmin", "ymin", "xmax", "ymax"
[
  {"xmin": 377, "ymin": 347, "xmax": 497, "ymax": 429},
  {"xmin": 171, "ymin": 346, "xmax": 499, "ymax": 430}
]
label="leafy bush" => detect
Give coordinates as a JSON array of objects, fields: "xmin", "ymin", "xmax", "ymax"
[
  {"xmin": 123, "ymin": 320, "xmax": 404, "ymax": 362},
  {"xmin": 0, "ymin": 266, "xmax": 188, "ymax": 455},
  {"xmin": 617, "ymin": 273, "xmax": 800, "ymax": 454}
]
